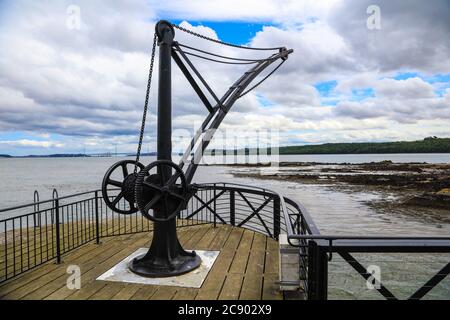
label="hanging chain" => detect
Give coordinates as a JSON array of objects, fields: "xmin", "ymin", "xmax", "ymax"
[
  {"xmin": 171, "ymin": 23, "xmax": 283, "ymax": 51},
  {"xmin": 134, "ymin": 32, "xmax": 157, "ymax": 173},
  {"xmin": 133, "ymin": 24, "xmax": 285, "ymax": 173}
]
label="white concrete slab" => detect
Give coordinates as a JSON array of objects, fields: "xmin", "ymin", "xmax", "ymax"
[{"xmin": 96, "ymin": 248, "xmax": 219, "ymax": 288}]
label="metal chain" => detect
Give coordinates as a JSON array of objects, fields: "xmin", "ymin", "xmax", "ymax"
[
  {"xmin": 172, "ymin": 23, "xmax": 283, "ymax": 51},
  {"xmin": 134, "ymin": 32, "xmax": 157, "ymax": 173},
  {"xmin": 134, "ymin": 24, "xmax": 282, "ymax": 173}
]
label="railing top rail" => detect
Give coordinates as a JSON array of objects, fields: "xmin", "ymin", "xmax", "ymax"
[
  {"xmin": 196, "ymin": 182, "xmax": 276, "ymax": 195},
  {"xmin": 331, "ymin": 239, "xmax": 450, "ymax": 252},
  {"xmin": 195, "ymin": 182, "xmax": 313, "ymax": 239},
  {"xmin": 282, "ymin": 196, "xmax": 320, "ymax": 236},
  {"xmin": 288, "ymin": 235, "xmax": 450, "ymax": 240},
  {"xmin": 0, "ymin": 189, "xmax": 101, "ymax": 214},
  {"xmin": 196, "ymin": 182, "xmax": 290, "ymax": 225}
]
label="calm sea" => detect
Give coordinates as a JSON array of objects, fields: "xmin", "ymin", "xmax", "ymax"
[
  {"xmin": 0, "ymin": 153, "xmax": 448, "ymax": 235},
  {"xmin": 0, "ymin": 153, "xmax": 449, "ymax": 298}
]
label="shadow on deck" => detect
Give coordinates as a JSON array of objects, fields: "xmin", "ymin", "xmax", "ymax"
[{"xmin": 0, "ymin": 224, "xmax": 284, "ymax": 300}]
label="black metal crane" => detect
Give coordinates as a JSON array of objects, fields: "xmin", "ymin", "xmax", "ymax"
[{"xmin": 101, "ymin": 20, "xmax": 293, "ymax": 277}]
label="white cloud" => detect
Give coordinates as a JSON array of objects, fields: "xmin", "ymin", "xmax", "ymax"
[
  {"xmin": 0, "ymin": 0, "xmax": 449, "ymax": 155},
  {"xmin": 149, "ymin": 0, "xmax": 341, "ymax": 24},
  {"xmin": 374, "ymin": 78, "xmax": 435, "ymax": 99},
  {"xmin": 0, "ymin": 139, "xmax": 64, "ymax": 148}
]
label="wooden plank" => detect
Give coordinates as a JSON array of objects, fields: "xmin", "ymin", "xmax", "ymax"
[
  {"xmin": 0, "ymin": 226, "xmax": 114, "ymax": 279},
  {"xmin": 0, "ymin": 237, "xmax": 114, "ymax": 297},
  {"xmin": 239, "ymin": 232, "xmax": 265, "ymax": 300},
  {"xmin": 182, "ymin": 225, "xmax": 211, "ymax": 249},
  {"xmin": 208, "ymin": 225, "xmax": 233, "ymax": 250},
  {"xmin": 88, "ymin": 283, "xmax": 126, "ymax": 300},
  {"xmin": 44, "ymin": 227, "xmax": 192, "ymax": 300},
  {"xmin": 110, "ymin": 283, "xmax": 142, "ymax": 300},
  {"xmin": 240, "ymin": 274, "xmax": 263, "ymax": 300},
  {"xmin": 131, "ymin": 286, "xmax": 158, "ymax": 300},
  {"xmin": 44, "ymin": 233, "xmax": 151, "ymax": 300},
  {"xmin": 194, "ymin": 226, "xmax": 220, "ymax": 250},
  {"xmin": 0, "ymin": 217, "xmax": 149, "ymax": 282},
  {"xmin": 1, "ymin": 224, "xmax": 281, "ymax": 301},
  {"xmin": 0, "ymin": 221, "xmax": 135, "ymax": 285},
  {"xmin": 229, "ymin": 229, "xmax": 253, "ymax": 274},
  {"xmin": 246, "ymin": 232, "xmax": 266, "ymax": 275},
  {"xmin": 66, "ymin": 281, "xmax": 107, "ymax": 300},
  {"xmin": 196, "ymin": 272, "xmax": 226, "ymax": 301},
  {"xmin": 2, "ymin": 234, "xmax": 136, "ymax": 299},
  {"xmin": 22, "ymin": 233, "xmax": 149, "ymax": 300},
  {"xmin": 150, "ymin": 286, "xmax": 178, "ymax": 300},
  {"xmin": 218, "ymin": 274, "xmax": 243, "ymax": 300},
  {"xmin": 0, "ymin": 218, "xmax": 139, "ymax": 266},
  {"xmin": 239, "ymin": 230, "xmax": 266, "ymax": 300},
  {"xmin": 221, "ymin": 227, "xmax": 244, "ymax": 254},
  {"xmin": 264, "ymin": 238, "xmax": 279, "ymax": 274},
  {"xmin": 195, "ymin": 227, "xmax": 244, "ymax": 300},
  {"xmin": 172, "ymin": 288, "xmax": 198, "ymax": 300}
]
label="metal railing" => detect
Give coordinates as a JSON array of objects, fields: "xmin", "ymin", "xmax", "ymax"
[
  {"xmin": 0, "ymin": 188, "xmax": 210, "ymax": 284},
  {"xmin": 189, "ymin": 182, "xmax": 288, "ymax": 239},
  {"xmin": 1, "ymin": 183, "xmax": 449, "ymax": 300},
  {"xmin": 280, "ymin": 199, "xmax": 450, "ymax": 300},
  {"xmin": 189, "ymin": 183, "xmax": 450, "ymax": 300}
]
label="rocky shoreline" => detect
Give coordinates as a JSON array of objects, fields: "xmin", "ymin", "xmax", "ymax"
[{"xmin": 225, "ymin": 161, "xmax": 450, "ymax": 210}]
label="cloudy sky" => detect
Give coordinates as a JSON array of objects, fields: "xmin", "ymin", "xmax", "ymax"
[{"xmin": 0, "ymin": 0, "xmax": 449, "ymax": 155}]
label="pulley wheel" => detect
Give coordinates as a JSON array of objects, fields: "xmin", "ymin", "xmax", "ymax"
[
  {"xmin": 135, "ymin": 160, "xmax": 187, "ymax": 222},
  {"xmin": 101, "ymin": 160, "xmax": 145, "ymax": 214}
]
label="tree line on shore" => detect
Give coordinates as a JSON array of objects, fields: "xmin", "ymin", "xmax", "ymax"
[{"xmin": 209, "ymin": 137, "xmax": 450, "ymax": 155}]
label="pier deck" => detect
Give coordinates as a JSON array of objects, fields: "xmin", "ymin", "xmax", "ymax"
[{"xmin": 0, "ymin": 224, "xmax": 283, "ymax": 300}]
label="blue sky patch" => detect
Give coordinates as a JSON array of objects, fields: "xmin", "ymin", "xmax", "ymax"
[
  {"xmin": 0, "ymin": 131, "xmax": 61, "ymax": 141},
  {"xmin": 393, "ymin": 72, "xmax": 419, "ymax": 80},
  {"xmin": 0, "ymin": 131, "xmax": 68, "ymax": 156},
  {"xmin": 319, "ymin": 98, "xmax": 340, "ymax": 106},
  {"xmin": 422, "ymin": 73, "xmax": 450, "ymax": 84},
  {"xmin": 314, "ymin": 80, "xmax": 340, "ymax": 106},
  {"xmin": 350, "ymin": 88, "xmax": 375, "ymax": 101},
  {"xmin": 314, "ymin": 80, "xmax": 337, "ymax": 97},
  {"xmin": 392, "ymin": 72, "xmax": 450, "ymax": 84},
  {"xmin": 172, "ymin": 20, "xmax": 276, "ymax": 45},
  {"xmin": 255, "ymin": 94, "xmax": 274, "ymax": 108},
  {"xmin": 424, "ymin": 74, "xmax": 450, "ymax": 96}
]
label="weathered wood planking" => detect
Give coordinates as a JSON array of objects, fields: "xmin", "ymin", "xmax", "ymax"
[{"xmin": 0, "ymin": 224, "xmax": 286, "ymax": 300}]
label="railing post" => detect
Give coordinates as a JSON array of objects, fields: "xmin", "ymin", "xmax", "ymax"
[
  {"xmin": 95, "ymin": 190, "xmax": 100, "ymax": 244},
  {"xmin": 33, "ymin": 190, "xmax": 40, "ymax": 228},
  {"xmin": 273, "ymin": 196, "xmax": 280, "ymax": 240},
  {"xmin": 307, "ymin": 240, "xmax": 328, "ymax": 300},
  {"xmin": 53, "ymin": 190, "xmax": 62, "ymax": 264},
  {"xmin": 213, "ymin": 185, "xmax": 217, "ymax": 228},
  {"xmin": 230, "ymin": 190, "xmax": 235, "ymax": 226}
]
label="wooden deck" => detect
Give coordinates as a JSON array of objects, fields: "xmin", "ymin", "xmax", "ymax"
[{"xmin": 0, "ymin": 224, "xmax": 284, "ymax": 300}]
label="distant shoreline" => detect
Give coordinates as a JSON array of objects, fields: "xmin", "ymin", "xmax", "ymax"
[
  {"xmin": 0, "ymin": 154, "xmax": 88, "ymax": 158},
  {"xmin": 211, "ymin": 137, "xmax": 450, "ymax": 155},
  {"xmin": 1, "ymin": 137, "xmax": 449, "ymax": 158},
  {"xmin": 0, "ymin": 152, "xmax": 157, "ymax": 159},
  {"xmin": 1, "ymin": 152, "xmax": 450, "ymax": 159}
]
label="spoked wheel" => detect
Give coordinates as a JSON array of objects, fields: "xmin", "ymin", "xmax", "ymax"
[
  {"xmin": 101, "ymin": 160, "xmax": 145, "ymax": 214},
  {"xmin": 135, "ymin": 160, "xmax": 188, "ymax": 222}
]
